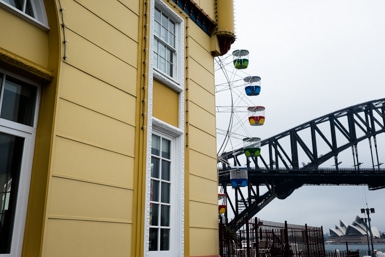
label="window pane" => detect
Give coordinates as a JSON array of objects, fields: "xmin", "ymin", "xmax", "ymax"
[
  {"xmin": 161, "ymin": 13, "xmax": 168, "ymax": 29},
  {"xmin": 160, "ymin": 205, "xmax": 170, "ymax": 226},
  {"xmin": 161, "ymin": 182, "xmax": 170, "ymax": 204},
  {"xmin": 151, "ymin": 157, "xmax": 160, "ymax": 178},
  {"xmin": 165, "ymin": 48, "xmax": 171, "ymax": 62},
  {"xmin": 25, "ymin": 0, "xmax": 35, "ymax": 17},
  {"xmin": 166, "ymin": 49, "xmax": 173, "ymax": 77},
  {"xmin": 153, "ymin": 54, "xmax": 158, "ymax": 69},
  {"xmin": 161, "ymin": 160, "xmax": 170, "ymax": 181},
  {"xmin": 150, "ymin": 203, "xmax": 159, "ymax": 226},
  {"xmin": 0, "ymin": 73, "xmax": 3, "ymax": 90},
  {"xmin": 0, "ymin": 132, "xmax": 24, "ymax": 254},
  {"xmin": 169, "ymin": 33, "xmax": 175, "ymax": 48},
  {"xmin": 149, "ymin": 228, "xmax": 158, "ymax": 251},
  {"xmin": 168, "ymin": 22, "xmax": 175, "ymax": 47},
  {"xmin": 161, "ymin": 138, "xmax": 170, "ymax": 159},
  {"xmin": 168, "ymin": 21, "xmax": 175, "ymax": 34},
  {"xmin": 154, "ymin": 8, "xmax": 161, "ymax": 24},
  {"xmin": 153, "ymin": 40, "xmax": 159, "ymax": 68},
  {"xmin": 0, "ymin": 76, "xmax": 37, "ymax": 126},
  {"xmin": 151, "ymin": 179, "xmax": 159, "ymax": 202},
  {"xmin": 151, "ymin": 135, "xmax": 160, "ymax": 155},
  {"xmin": 159, "ymin": 43, "xmax": 166, "ymax": 58},
  {"xmin": 159, "ymin": 57, "xmax": 166, "ymax": 74},
  {"xmin": 154, "ymin": 21, "xmax": 161, "ymax": 37},
  {"xmin": 160, "ymin": 229, "xmax": 170, "ymax": 250},
  {"xmin": 153, "ymin": 53, "xmax": 158, "ymax": 68},
  {"xmin": 2, "ymin": 0, "xmax": 23, "ymax": 10},
  {"xmin": 161, "ymin": 26, "xmax": 167, "ymax": 42}
]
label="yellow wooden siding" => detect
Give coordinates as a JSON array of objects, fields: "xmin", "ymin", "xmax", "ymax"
[
  {"xmin": 47, "ymin": 177, "xmax": 132, "ymax": 221},
  {"xmin": 63, "ymin": 30, "xmax": 137, "ymax": 96},
  {"xmin": 118, "ymin": 0, "xmax": 140, "ymax": 14},
  {"xmin": 190, "ymin": 227, "xmax": 220, "ymax": 256},
  {"xmin": 42, "ymin": 0, "xmax": 141, "ymax": 256},
  {"xmin": 55, "ymin": 100, "xmax": 135, "ymax": 156},
  {"xmin": 52, "ymin": 137, "xmax": 134, "ymax": 188},
  {"xmin": 188, "ymin": 58, "xmax": 215, "ymax": 95},
  {"xmin": 189, "ymin": 175, "xmax": 218, "ymax": 204},
  {"xmin": 67, "ymin": 0, "xmax": 139, "ymax": 42},
  {"xmin": 189, "ymin": 201, "xmax": 218, "ymax": 229},
  {"xmin": 187, "ymin": 34, "xmax": 214, "ymax": 74},
  {"xmin": 194, "ymin": 0, "xmax": 215, "ymax": 19},
  {"xmin": 43, "ymin": 219, "xmax": 131, "ymax": 257},
  {"xmin": 187, "ymin": 125, "xmax": 216, "ymax": 158},
  {"xmin": 188, "ymin": 20, "xmax": 212, "ymax": 54},
  {"xmin": 60, "ymin": 0, "xmax": 138, "ymax": 63},
  {"xmin": 153, "ymin": 80, "xmax": 179, "ymax": 127},
  {"xmin": 59, "ymin": 65, "xmax": 136, "ymax": 125},
  {"xmin": 185, "ymin": 8, "xmax": 219, "ymax": 257},
  {"xmin": 188, "ymin": 150, "xmax": 217, "ymax": 181},
  {"xmin": 188, "ymin": 80, "xmax": 215, "ymax": 115},
  {"xmin": 188, "ymin": 102, "xmax": 216, "ymax": 136},
  {"xmin": 0, "ymin": 8, "xmax": 48, "ymax": 67}
]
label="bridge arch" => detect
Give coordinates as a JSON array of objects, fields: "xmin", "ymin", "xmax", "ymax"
[{"xmin": 218, "ymin": 98, "xmax": 385, "ymax": 231}]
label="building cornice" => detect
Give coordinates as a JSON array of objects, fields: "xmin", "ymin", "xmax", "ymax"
[
  {"xmin": 0, "ymin": 47, "xmax": 53, "ymax": 82},
  {"xmin": 171, "ymin": 0, "xmax": 216, "ymax": 35}
]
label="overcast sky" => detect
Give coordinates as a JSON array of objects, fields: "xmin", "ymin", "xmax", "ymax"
[{"xmin": 217, "ymin": 0, "xmax": 385, "ymax": 233}]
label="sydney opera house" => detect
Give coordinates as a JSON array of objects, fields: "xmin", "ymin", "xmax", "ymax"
[{"xmin": 328, "ymin": 216, "xmax": 384, "ymax": 243}]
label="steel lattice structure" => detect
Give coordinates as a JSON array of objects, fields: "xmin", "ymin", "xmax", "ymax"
[{"xmin": 218, "ymin": 98, "xmax": 385, "ymax": 231}]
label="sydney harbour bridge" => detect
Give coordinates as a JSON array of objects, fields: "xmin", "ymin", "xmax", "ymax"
[{"xmin": 218, "ymin": 98, "xmax": 385, "ymax": 232}]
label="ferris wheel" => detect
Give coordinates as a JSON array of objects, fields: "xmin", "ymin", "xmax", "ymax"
[{"xmin": 215, "ymin": 49, "xmax": 265, "ymax": 162}]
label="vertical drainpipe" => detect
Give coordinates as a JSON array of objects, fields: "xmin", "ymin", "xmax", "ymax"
[{"xmin": 211, "ymin": 0, "xmax": 236, "ymax": 56}]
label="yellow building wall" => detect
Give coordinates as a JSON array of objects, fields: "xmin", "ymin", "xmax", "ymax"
[
  {"xmin": 185, "ymin": 17, "xmax": 220, "ymax": 257},
  {"xmin": 0, "ymin": 8, "xmax": 49, "ymax": 67},
  {"xmin": 153, "ymin": 80, "xmax": 179, "ymax": 127},
  {"xmin": 41, "ymin": 1, "xmax": 140, "ymax": 256},
  {"xmin": 195, "ymin": 0, "xmax": 215, "ymax": 18},
  {"xmin": 0, "ymin": 0, "xmax": 232, "ymax": 256}
]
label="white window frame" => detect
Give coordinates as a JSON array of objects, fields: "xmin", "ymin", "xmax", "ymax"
[
  {"xmin": 145, "ymin": 1, "xmax": 185, "ymax": 256},
  {"xmin": 0, "ymin": 70, "xmax": 40, "ymax": 257},
  {"xmin": 144, "ymin": 119, "xmax": 184, "ymax": 257},
  {"xmin": 152, "ymin": 0, "xmax": 184, "ymax": 92},
  {"xmin": 0, "ymin": 0, "xmax": 49, "ymax": 30}
]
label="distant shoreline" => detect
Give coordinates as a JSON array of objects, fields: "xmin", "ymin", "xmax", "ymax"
[{"xmin": 326, "ymin": 238, "xmax": 385, "ymax": 245}]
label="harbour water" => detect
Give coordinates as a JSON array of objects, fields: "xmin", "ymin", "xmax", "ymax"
[{"xmin": 325, "ymin": 243, "xmax": 385, "ymax": 257}]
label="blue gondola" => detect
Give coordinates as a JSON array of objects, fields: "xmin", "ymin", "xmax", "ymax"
[
  {"xmin": 230, "ymin": 167, "xmax": 248, "ymax": 188},
  {"xmin": 245, "ymin": 85, "xmax": 261, "ymax": 96},
  {"xmin": 244, "ymin": 76, "xmax": 261, "ymax": 96}
]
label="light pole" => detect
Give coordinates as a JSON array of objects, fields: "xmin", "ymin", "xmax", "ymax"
[
  {"xmin": 361, "ymin": 207, "xmax": 375, "ymax": 257},
  {"xmin": 362, "ymin": 217, "xmax": 371, "ymax": 256}
]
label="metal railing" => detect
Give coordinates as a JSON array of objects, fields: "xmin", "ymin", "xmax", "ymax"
[{"xmin": 219, "ymin": 218, "xmax": 326, "ymax": 257}]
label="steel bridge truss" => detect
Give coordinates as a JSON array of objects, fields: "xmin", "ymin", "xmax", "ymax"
[{"xmin": 218, "ymin": 98, "xmax": 385, "ymax": 231}]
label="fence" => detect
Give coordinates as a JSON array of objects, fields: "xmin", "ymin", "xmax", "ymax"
[{"xmin": 219, "ymin": 217, "xmax": 326, "ymax": 257}]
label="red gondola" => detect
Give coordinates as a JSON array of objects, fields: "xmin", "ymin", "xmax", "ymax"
[{"xmin": 247, "ymin": 106, "xmax": 265, "ymax": 126}]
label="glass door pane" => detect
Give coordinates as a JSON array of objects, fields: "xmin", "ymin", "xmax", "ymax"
[
  {"xmin": 149, "ymin": 134, "xmax": 172, "ymax": 252},
  {"xmin": 0, "ymin": 75, "xmax": 37, "ymax": 126},
  {"xmin": 0, "ymin": 132, "xmax": 24, "ymax": 253}
]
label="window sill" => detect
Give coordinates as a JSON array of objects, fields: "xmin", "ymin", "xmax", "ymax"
[{"xmin": 153, "ymin": 69, "xmax": 183, "ymax": 93}]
